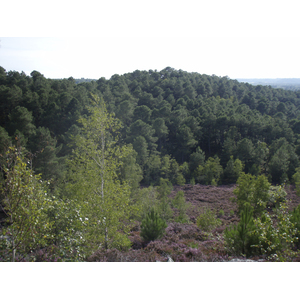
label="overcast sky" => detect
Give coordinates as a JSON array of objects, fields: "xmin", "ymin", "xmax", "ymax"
[{"xmin": 1, "ymin": 1, "xmax": 300, "ymax": 80}]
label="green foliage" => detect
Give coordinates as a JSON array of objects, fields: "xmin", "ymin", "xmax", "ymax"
[
  {"xmin": 250, "ymin": 201, "xmax": 297, "ymax": 256},
  {"xmin": 290, "ymin": 204, "xmax": 300, "ymax": 246},
  {"xmin": 156, "ymin": 178, "xmax": 174, "ymax": 222},
  {"xmin": 218, "ymin": 209, "xmax": 225, "ymax": 217},
  {"xmin": 64, "ymin": 94, "xmax": 134, "ymax": 256},
  {"xmin": 118, "ymin": 145, "xmax": 143, "ymax": 192},
  {"xmin": 42, "ymin": 196, "xmax": 85, "ymax": 261},
  {"xmin": 2, "ymin": 66, "xmax": 300, "ymax": 188},
  {"xmin": 132, "ymin": 186, "xmax": 159, "ymax": 222},
  {"xmin": 235, "ymin": 138, "xmax": 255, "ymax": 173},
  {"xmin": 28, "ymin": 126, "xmax": 65, "ymax": 184},
  {"xmin": 140, "ymin": 208, "xmax": 167, "ymax": 242},
  {"xmin": 0, "ymin": 126, "xmax": 11, "ymax": 153},
  {"xmin": 196, "ymin": 207, "xmax": 221, "ymax": 232},
  {"xmin": 8, "ymin": 106, "xmax": 36, "ymax": 138},
  {"xmin": 171, "ymin": 190, "xmax": 190, "ymax": 223},
  {"xmin": 175, "ymin": 172, "xmax": 186, "ymax": 186},
  {"xmin": 253, "ymin": 201, "xmax": 297, "ymax": 255},
  {"xmin": 233, "ymin": 173, "xmax": 270, "ymax": 217},
  {"xmin": 224, "ymin": 205, "xmax": 256, "ymax": 256},
  {"xmin": 0, "ymin": 147, "xmax": 52, "ymax": 261},
  {"xmin": 223, "ymin": 156, "xmax": 244, "ymax": 183},
  {"xmin": 225, "ymin": 197, "xmax": 297, "ymax": 257},
  {"xmin": 292, "ymin": 167, "xmax": 300, "ymax": 196},
  {"xmin": 269, "ymin": 146, "xmax": 290, "ymax": 183},
  {"xmin": 268, "ymin": 184, "xmax": 287, "ymax": 208},
  {"xmin": 196, "ymin": 156, "xmax": 223, "ymax": 185},
  {"xmin": 3, "ymin": 67, "xmax": 300, "ymax": 260},
  {"xmin": 190, "ymin": 177, "xmax": 195, "ymax": 185}
]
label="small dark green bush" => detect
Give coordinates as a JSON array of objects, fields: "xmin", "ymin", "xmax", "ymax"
[{"xmin": 140, "ymin": 209, "xmax": 167, "ymax": 242}]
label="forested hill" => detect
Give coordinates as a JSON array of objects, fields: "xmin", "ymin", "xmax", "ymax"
[{"xmin": 1, "ymin": 66, "xmax": 300, "ymax": 187}]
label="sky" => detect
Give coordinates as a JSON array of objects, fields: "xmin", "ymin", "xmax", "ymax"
[{"xmin": 1, "ymin": 1, "xmax": 300, "ymax": 80}]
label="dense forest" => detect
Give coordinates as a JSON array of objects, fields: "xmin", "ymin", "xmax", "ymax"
[
  {"xmin": 2, "ymin": 66, "xmax": 300, "ymax": 261},
  {"xmin": 2, "ymin": 66, "xmax": 300, "ymax": 186}
]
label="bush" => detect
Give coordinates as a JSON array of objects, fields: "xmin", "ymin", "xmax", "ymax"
[
  {"xmin": 224, "ymin": 205, "xmax": 257, "ymax": 256},
  {"xmin": 250, "ymin": 200, "xmax": 297, "ymax": 256},
  {"xmin": 288, "ymin": 204, "xmax": 300, "ymax": 247},
  {"xmin": 196, "ymin": 208, "xmax": 221, "ymax": 232},
  {"xmin": 233, "ymin": 173, "xmax": 270, "ymax": 217},
  {"xmin": 156, "ymin": 178, "xmax": 174, "ymax": 222},
  {"xmin": 268, "ymin": 184, "xmax": 287, "ymax": 208},
  {"xmin": 218, "ymin": 209, "xmax": 225, "ymax": 217},
  {"xmin": 140, "ymin": 209, "xmax": 167, "ymax": 242},
  {"xmin": 171, "ymin": 190, "xmax": 190, "ymax": 223},
  {"xmin": 225, "ymin": 200, "xmax": 297, "ymax": 257}
]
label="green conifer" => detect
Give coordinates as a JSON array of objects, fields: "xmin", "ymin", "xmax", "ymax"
[{"xmin": 140, "ymin": 208, "xmax": 167, "ymax": 242}]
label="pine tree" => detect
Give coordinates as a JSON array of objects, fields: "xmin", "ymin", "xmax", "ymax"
[
  {"xmin": 224, "ymin": 205, "xmax": 256, "ymax": 256},
  {"xmin": 140, "ymin": 208, "xmax": 167, "ymax": 242}
]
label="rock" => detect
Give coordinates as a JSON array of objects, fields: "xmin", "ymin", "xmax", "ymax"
[
  {"xmin": 166, "ymin": 255, "xmax": 174, "ymax": 262},
  {"xmin": 229, "ymin": 258, "xmax": 258, "ymax": 262}
]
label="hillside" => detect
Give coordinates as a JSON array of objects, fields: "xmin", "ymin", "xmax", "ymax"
[
  {"xmin": 2, "ymin": 66, "xmax": 300, "ymax": 187},
  {"xmin": 2, "ymin": 66, "xmax": 300, "ymax": 261}
]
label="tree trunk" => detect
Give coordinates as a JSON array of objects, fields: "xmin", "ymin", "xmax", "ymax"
[{"xmin": 104, "ymin": 226, "xmax": 108, "ymax": 250}]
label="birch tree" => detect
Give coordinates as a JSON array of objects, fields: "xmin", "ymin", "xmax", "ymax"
[{"xmin": 65, "ymin": 94, "xmax": 133, "ymax": 256}]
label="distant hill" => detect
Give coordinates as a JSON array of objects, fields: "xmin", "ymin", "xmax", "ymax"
[
  {"xmin": 75, "ymin": 78, "xmax": 97, "ymax": 84},
  {"xmin": 236, "ymin": 78, "xmax": 300, "ymax": 91}
]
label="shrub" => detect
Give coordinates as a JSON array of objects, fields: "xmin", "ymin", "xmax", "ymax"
[
  {"xmin": 224, "ymin": 205, "xmax": 257, "ymax": 256},
  {"xmin": 196, "ymin": 207, "xmax": 221, "ymax": 232},
  {"xmin": 225, "ymin": 200, "xmax": 297, "ymax": 257},
  {"xmin": 171, "ymin": 190, "xmax": 190, "ymax": 223},
  {"xmin": 288, "ymin": 204, "xmax": 300, "ymax": 247},
  {"xmin": 268, "ymin": 184, "xmax": 287, "ymax": 208},
  {"xmin": 233, "ymin": 173, "xmax": 270, "ymax": 217},
  {"xmin": 218, "ymin": 209, "xmax": 225, "ymax": 217},
  {"xmin": 156, "ymin": 178, "xmax": 174, "ymax": 222},
  {"xmin": 133, "ymin": 186, "xmax": 159, "ymax": 222},
  {"xmin": 140, "ymin": 208, "xmax": 167, "ymax": 242},
  {"xmin": 250, "ymin": 200, "xmax": 297, "ymax": 256}
]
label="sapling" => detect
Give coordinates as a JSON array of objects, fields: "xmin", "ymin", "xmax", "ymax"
[{"xmin": 140, "ymin": 208, "xmax": 167, "ymax": 242}]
